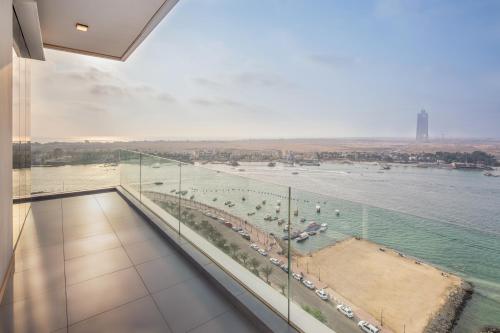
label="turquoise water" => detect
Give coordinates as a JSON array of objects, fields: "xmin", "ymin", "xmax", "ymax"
[
  {"xmin": 33, "ymin": 161, "xmax": 500, "ymax": 332},
  {"xmin": 163, "ymin": 162, "xmax": 500, "ymax": 333}
]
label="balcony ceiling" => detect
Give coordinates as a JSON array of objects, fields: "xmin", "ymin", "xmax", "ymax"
[{"xmin": 36, "ymin": 0, "xmax": 178, "ymax": 61}]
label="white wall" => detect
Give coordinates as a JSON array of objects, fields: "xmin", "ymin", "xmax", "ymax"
[{"xmin": 0, "ymin": 0, "xmax": 13, "ymax": 286}]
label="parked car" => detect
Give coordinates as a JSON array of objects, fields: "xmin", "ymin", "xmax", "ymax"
[
  {"xmin": 292, "ymin": 272, "xmax": 303, "ymax": 281},
  {"xmin": 258, "ymin": 249, "xmax": 268, "ymax": 256},
  {"xmin": 358, "ymin": 321, "xmax": 380, "ymax": 333},
  {"xmin": 270, "ymin": 258, "xmax": 280, "ymax": 266},
  {"xmin": 250, "ymin": 243, "xmax": 259, "ymax": 250},
  {"xmin": 240, "ymin": 232, "xmax": 251, "ymax": 240},
  {"xmin": 302, "ymin": 280, "xmax": 315, "ymax": 290},
  {"xmin": 232, "ymin": 226, "xmax": 242, "ymax": 232},
  {"xmin": 315, "ymin": 289, "xmax": 329, "ymax": 301},
  {"xmin": 336, "ymin": 304, "xmax": 354, "ymax": 318},
  {"xmin": 280, "ymin": 264, "xmax": 289, "ymax": 273}
]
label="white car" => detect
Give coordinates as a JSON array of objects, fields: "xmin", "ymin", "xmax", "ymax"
[
  {"xmin": 250, "ymin": 243, "xmax": 259, "ymax": 250},
  {"xmin": 258, "ymin": 249, "xmax": 268, "ymax": 256},
  {"xmin": 292, "ymin": 272, "xmax": 303, "ymax": 281},
  {"xmin": 302, "ymin": 279, "xmax": 315, "ymax": 290},
  {"xmin": 315, "ymin": 289, "xmax": 329, "ymax": 301},
  {"xmin": 358, "ymin": 321, "xmax": 380, "ymax": 333},
  {"xmin": 270, "ymin": 258, "xmax": 280, "ymax": 266},
  {"xmin": 336, "ymin": 304, "xmax": 354, "ymax": 318},
  {"xmin": 232, "ymin": 226, "xmax": 242, "ymax": 232}
]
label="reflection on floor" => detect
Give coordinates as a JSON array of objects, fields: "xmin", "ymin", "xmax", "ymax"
[{"xmin": 1, "ymin": 192, "xmax": 261, "ymax": 333}]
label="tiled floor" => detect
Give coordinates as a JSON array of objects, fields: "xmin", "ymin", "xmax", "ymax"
[{"xmin": 1, "ymin": 192, "xmax": 261, "ymax": 333}]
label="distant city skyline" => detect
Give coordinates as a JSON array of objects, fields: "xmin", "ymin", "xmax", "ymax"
[{"xmin": 31, "ymin": 0, "xmax": 500, "ymax": 140}]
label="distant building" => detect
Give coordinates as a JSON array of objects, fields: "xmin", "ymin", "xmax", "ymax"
[{"xmin": 416, "ymin": 110, "xmax": 429, "ymax": 141}]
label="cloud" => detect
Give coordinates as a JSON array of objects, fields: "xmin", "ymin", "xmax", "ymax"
[
  {"xmin": 90, "ymin": 84, "xmax": 128, "ymax": 97},
  {"xmin": 232, "ymin": 72, "xmax": 290, "ymax": 87},
  {"xmin": 157, "ymin": 92, "xmax": 176, "ymax": 103},
  {"xmin": 193, "ymin": 77, "xmax": 222, "ymax": 88},
  {"xmin": 309, "ymin": 54, "xmax": 356, "ymax": 69}
]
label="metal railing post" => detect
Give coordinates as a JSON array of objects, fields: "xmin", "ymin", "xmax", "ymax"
[
  {"xmin": 287, "ymin": 186, "xmax": 291, "ymax": 323},
  {"xmin": 178, "ymin": 162, "xmax": 182, "ymax": 236},
  {"xmin": 139, "ymin": 153, "xmax": 142, "ymax": 202}
]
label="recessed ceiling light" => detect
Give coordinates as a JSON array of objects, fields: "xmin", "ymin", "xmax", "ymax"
[{"xmin": 76, "ymin": 23, "xmax": 88, "ymax": 32}]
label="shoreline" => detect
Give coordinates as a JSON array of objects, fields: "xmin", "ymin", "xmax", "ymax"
[{"xmin": 144, "ymin": 190, "xmax": 471, "ymax": 333}]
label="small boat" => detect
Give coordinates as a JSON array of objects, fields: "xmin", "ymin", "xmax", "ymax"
[
  {"xmin": 294, "ymin": 209, "xmax": 299, "ymax": 216},
  {"xmin": 242, "ymin": 196, "xmax": 246, "ymax": 201},
  {"xmin": 278, "ymin": 219, "xmax": 285, "ymax": 225},
  {"xmin": 276, "ymin": 206, "xmax": 280, "ymax": 213},
  {"xmin": 292, "ymin": 171, "xmax": 299, "ymax": 175},
  {"xmin": 300, "ymin": 217, "xmax": 306, "ymax": 223},
  {"xmin": 277, "ymin": 200, "xmax": 281, "ymax": 206},
  {"xmin": 170, "ymin": 189, "xmax": 176, "ymax": 193},
  {"xmin": 212, "ymin": 197, "xmax": 217, "ymax": 202},
  {"xmin": 316, "ymin": 204, "xmax": 321, "ymax": 213},
  {"xmin": 319, "ymin": 223, "xmax": 328, "ymax": 232},
  {"xmin": 335, "ymin": 209, "xmax": 340, "ymax": 216},
  {"xmin": 264, "ymin": 215, "xmax": 272, "ymax": 221},
  {"xmin": 190, "ymin": 195, "xmax": 195, "ymax": 200},
  {"xmin": 380, "ymin": 164, "xmax": 391, "ymax": 170},
  {"xmin": 256, "ymin": 204, "xmax": 262, "ymax": 210},
  {"xmin": 308, "ymin": 231, "xmax": 317, "ymax": 236},
  {"xmin": 283, "ymin": 225, "xmax": 289, "ymax": 232},
  {"xmin": 247, "ymin": 212, "xmax": 255, "ymax": 216},
  {"xmin": 268, "ymin": 162, "xmax": 276, "ymax": 167},
  {"xmin": 262, "ymin": 200, "xmax": 266, "ymax": 205},
  {"xmin": 154, "ymin": 181, "xmax": 163, "ymax": 185},
  {"xmin": 228, "ymin": 203, "xmax": 235, "ymax": 208},
  {"xmin": 296, "ymin": 232, "xmax": 309, "ymax": 242}
]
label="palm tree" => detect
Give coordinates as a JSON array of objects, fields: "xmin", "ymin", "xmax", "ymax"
[
  {"xmin": 200, "ymin": 220, "xmax": 209, "ymax": 230},
  {"xmin": 211, "ymin": 230, "xmax": 222, "ymax": 242},
  {"xmin": 239, "ymin": 252, "xmax": 249, "ymax": 266},
  {"xmin": 278, "ymin": 283, "xmax": 286, "ymax": 295},
  {"xmin": 229, "ymin": 243, "xmax": 240, "ymax": 258},
  {"xmin": 249, "ymin": 258, "xmax": 260, "ymax": 274},
  {"xmin": 261, "ymin": 265, "xmax": 273, "ymax": 284}
]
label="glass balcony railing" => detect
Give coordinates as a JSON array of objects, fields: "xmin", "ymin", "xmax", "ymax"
[{"xmin": 117, "ymin": 149, "xmax": 500, "ymax": 333}]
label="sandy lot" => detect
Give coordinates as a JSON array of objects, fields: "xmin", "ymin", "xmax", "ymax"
[{"xmin": 295, "ymin": 238, "xmax": 462, "ymax": 333}]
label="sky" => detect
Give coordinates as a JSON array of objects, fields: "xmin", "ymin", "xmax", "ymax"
[{"xmin": 31, "ymin": 0, "xmax": 500, "ymax": 141}]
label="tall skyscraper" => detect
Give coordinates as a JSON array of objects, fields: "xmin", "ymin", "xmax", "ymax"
[{"xmin": 416, "ymin": 109, "xmax": 429, "ymax": 141}]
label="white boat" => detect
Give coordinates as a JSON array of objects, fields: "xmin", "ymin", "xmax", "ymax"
[
  {"xmin": 296, "ymin": 232, "xmax": 309, "ymax": 242},
  {"xmin": 319, "ymin": 223, "xmax": 328, "ymax": 232},
  {"xmin": 335, "ymin": 209, "xmax": 340, "ymax": 216},
  {"xmin": 277, "ymin": 199, "xmax": 281, "ymax": 206},
  {"xmin": 276, "ymin": 206, "xmax": 280, "ymax": 213},
  {"xmin": 316, "ymin": 204, "xmax": 321, "ymax": 213}
]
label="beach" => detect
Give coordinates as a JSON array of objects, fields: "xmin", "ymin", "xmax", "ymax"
[{"xmin": 295, "ymin": 238, "xmax": 463, "ymax": 333}]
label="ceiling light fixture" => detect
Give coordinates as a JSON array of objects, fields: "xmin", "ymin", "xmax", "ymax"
[{"xmin": 76, "ymin": 23, "xmax": 88, "ymax": 32}]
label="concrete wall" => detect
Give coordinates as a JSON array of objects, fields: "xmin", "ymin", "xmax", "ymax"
[{"xmin": 0, "ymin": 0, "xmax": 13, "ymax": 285}]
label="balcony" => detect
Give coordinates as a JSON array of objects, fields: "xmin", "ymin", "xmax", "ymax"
[{"xmin": 2, "ymin": 190, "xmax": 298, "ymax": 333}]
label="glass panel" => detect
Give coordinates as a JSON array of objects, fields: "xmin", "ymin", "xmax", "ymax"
[
  {"xmin": 178, "ymin": 163, "xmax": 290, "ymax": 318},
  {"xmin": 119, "ymin": 150, "xmax": 142, "ymax": 196},
  {"xmin": 139, "ymin": 153, "xmax": 181, "ymax": 232}
]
